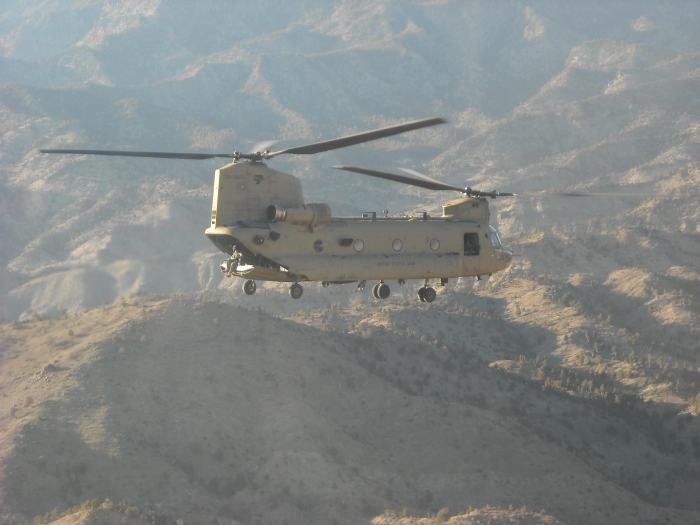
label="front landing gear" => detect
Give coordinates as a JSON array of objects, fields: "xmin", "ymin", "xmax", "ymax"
[
  {"xmin": 243, "ymin": 279, "xmax": 257, "ymax": 295},
  {"xmin": 290, "ymin": 283, "xmax": 304, "ymax": 300}
]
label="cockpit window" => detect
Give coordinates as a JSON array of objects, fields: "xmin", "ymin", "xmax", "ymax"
[{"xmin": 489, "ymin": 226, "xmax": 502, "ymax": 248}]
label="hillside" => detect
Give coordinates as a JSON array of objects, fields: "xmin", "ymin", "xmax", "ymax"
[{"xmin": 1, "ymin": 296, "xmax": 700, "ymax": 525}]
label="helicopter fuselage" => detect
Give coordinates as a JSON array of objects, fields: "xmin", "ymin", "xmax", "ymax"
[{"xmin": 204, "ymin": 161, "xmax": 512, "ymax": 286}]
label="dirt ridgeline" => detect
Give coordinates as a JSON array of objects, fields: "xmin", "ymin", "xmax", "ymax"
[
  {"xmin": 372, "ymin": 507, "xmax": 565, "ymax": 524},
  {"xmin": 33, "ymin": 504, "xmax": 162, "ymax": 525},
  {"xmin": 51, "ymin": 509, "xmax": 147, "ymax": 525}
]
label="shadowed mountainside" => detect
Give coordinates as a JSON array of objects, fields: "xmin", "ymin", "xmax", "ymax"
[{"xmin": 1, "ymin": 297, "xmax": 699, "ymax": 525}]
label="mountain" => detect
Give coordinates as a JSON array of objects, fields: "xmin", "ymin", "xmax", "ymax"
[{"xmin": 2, "ymin": 1, "xmax": 700, "ymax": 524}]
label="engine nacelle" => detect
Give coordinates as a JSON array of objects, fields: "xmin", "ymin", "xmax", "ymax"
[
  {"xmin": 442, "ymin": 196, "xmax": 490, "ymax": 222},
  {"xmin": 267, "ymin": 203, "xmax": 331, "ymax": 228}
]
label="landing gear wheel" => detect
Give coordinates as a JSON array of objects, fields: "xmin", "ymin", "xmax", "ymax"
[
  {"xmin": 377, "ymin": 283, "xmax": 391, "ymax": 299},
  {"xmin": 290, "ymin": 283, "xmax": 304, "ymax": 300},
  {"xmin": 243, "ymin": 279, "xmax": 257, "ymax": 296},
  {"xmin": 418, "ymin": 286, "xmax": 426, "ymax": 302},
  {"xmin": 372, "ymin": 283, "xmax": 380, "ymax": 298},
  {"xmin": 423, "ymin": 287, "xmax": 437, "ymax": 303}
]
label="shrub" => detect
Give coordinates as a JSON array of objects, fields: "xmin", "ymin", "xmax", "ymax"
[
  {"xmin": 437, "ymin": 507, "xmax": 450, "ymax": 522},
  {"xmin": 691, "ymin": 392, "xmax": 700, "ymax": 412}
]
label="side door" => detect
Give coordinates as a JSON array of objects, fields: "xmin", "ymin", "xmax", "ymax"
[{"xmin": 462, "ymin": 232, "xmax": 481, "ymax": 276}]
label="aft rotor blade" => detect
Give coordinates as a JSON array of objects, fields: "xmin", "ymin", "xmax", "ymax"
[
  {"xmin": 333, "ymin": 165, "xmax": 463, "ymax": 192},
  {"xmin": 269, "ymin": 117, "xmax": 446, "ymax": 157},
  {"xmin": 398, "ymin": 167, "xmax": 461, "ymax": 187},
  {"xmin": 40, "ymin": 149, "xmax": 235, "ymax": 160}
]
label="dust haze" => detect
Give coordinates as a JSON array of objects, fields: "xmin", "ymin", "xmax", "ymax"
[{"xmin": 2, "ymin": 2, "xmax": 700, "ymax": 524}]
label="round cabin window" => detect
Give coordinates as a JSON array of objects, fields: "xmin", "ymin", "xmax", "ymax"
[
  {"xmin": 353, "ymin": 239, "xmax": 364, "ymax": 252},
  {"xmin": 392, "ymin": 238, "xmax": 403, "ymax": 251},
  {"xmin": 314, "ymin": 240, "xmax": 325, "ymax": 252},
  {"xmin": 430, "ymin": 238, "xmax": 440, "ymax": 251}
]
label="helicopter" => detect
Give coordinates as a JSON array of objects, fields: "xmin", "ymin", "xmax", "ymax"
[{"xmin": 41, "ymin": 117, "xmax": 607, "ymax": 303}]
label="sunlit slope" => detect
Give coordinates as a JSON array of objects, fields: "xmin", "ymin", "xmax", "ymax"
[{"xmin": 2, "ymin": 3, "xmax": 700, "ymax": 320}]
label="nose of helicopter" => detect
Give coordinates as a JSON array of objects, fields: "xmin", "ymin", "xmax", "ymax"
[{"xmin": 503, "ymin": 248, "xmax": 513, "ymax": 267}]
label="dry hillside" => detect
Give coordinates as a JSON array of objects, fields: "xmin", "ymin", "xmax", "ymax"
[{"xmin": 1, "ymin": 296, "xmax": 699, "ymax": 524}]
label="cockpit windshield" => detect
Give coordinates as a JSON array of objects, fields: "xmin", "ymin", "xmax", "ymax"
[{"xmin": 489, "ymin": 225, "xmax": 502, "ymax": 248}]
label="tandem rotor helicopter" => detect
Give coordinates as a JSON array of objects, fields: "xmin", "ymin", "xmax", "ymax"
[{"xmin": 41, "ymin": 117, "xmax": 605, "ymax": 303}]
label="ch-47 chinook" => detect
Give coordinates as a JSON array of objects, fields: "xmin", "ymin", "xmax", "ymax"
[{"xmin": 41, "ymin": 117, "xmax": 598, "ymax": 303}]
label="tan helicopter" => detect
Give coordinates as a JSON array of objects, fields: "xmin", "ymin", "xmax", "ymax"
[{"xmin": 41, "ymin": 117, "xmax": 571, "ymax": 302}]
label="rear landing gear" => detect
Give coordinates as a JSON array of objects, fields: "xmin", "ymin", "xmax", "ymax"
[
  {"xmin": 290, "ymin": 283, "xmax": 303, "ymax": 300},
  {"xmin": 243, "ymin": 279, "xmax": 256, "ymax": 295},
  {"xmin": 418, "ymin": 286, "xmax": 436, "ymax": 303},
  {"xmin": 372, "ymin": 282, "xmax": 391, "ymax": 299}
]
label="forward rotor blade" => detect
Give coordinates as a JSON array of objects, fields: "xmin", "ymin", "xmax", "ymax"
[
  {"xmin": 396, "ymin": 167, "xmax": 656, "ymax": 198},
  {"xmin": 513, "ymin": 191, "xmax": 657, "ymax": 198},
  {"xmin": 269, "ymin": 117, "xmax": 446, "ymax": 157},
  {"xmin": 40, "ymin": 149, "xmax": 235, "ymax": 160},
  {"xmin": 251, "ymin": 140, "xmax": 280, "ymax": 154},
  {"xmin": 333, "ymin": 165, "xmax": 463, "ymax": 192}
]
